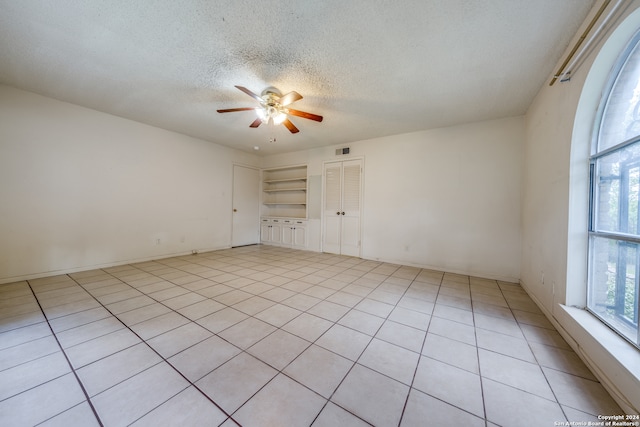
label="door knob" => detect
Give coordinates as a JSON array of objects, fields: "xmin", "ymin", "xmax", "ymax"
[
  {"xmin": 336, "ymin": 211, "xmax": 341, "ymax": 215},
  {"xmin": 233, "ymin": 208, "xmax": 237, "ymax": 212}
]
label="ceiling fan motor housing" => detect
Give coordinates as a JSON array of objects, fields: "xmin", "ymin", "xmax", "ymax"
[{"xmin": 261, "ymin": 87, "xmax": 282, "ymax": 99}]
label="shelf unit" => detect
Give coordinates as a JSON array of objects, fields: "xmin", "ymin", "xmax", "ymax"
[{"xmin": 261, "ymin": 165, "xmax": 308, "ymax": 218}]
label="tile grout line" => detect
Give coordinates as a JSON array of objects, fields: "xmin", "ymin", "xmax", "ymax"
[
  {"xmin": 474, "ymin": 280, "xmax": 587, "ymax": 423},
  {"xmin": 30, "ymin": 251, "xmax": 524, "ymax": 419},
  {"xmin": 498, "ymin": 281, "xmax": 571, "ymax": 424},
  {"xmin": 195, "ymin": 255, "xmax": 399, "ymax": 425},
  {"xmin": 400, "ymin": 273, "xmax": 496, "ymax": 424},
  {"xmin": 478, "ymin": 284, "xmax": 576, "ymax": 390},
  {"xmin": 242, "ymin": 260, "xmax": 461, "ymax": 426},
  {"xmin": 396, "ymin": 271, "xmax": 442, "ymax": 427},
  {"xmin": 94, "ymin": 251, "xmax": 519, "ymax": 424},
  {"xmin": 41, "ymin": 266, "xmax": 243, "ymax": 424},
  {"xmin": 305, "ymin": 263, "xmax": 413, "ymax": 426},
  {"xmin": 206, "ymin": 256, "xmax": 375, "ymax": 425},
  {"xmin": 272, "ymin": 282, "xmax": 378, "ymax": 426},
  {"xmin": 132, "ymin": 258, "xmax": 471, "ymax": 425},
  {"xmin": 470, "ymin": 278, "xmax": 491, "ymax": 427},
  {"xmin": 80, "ymin": 270, "xmax": 243, "ymax": 427},
  {"xmin": 11, "ymin": 247, "xmax": 614, "ymax": 425},
  {"xmin": 26, "ymin": 280, "xmax": 105, "ymax": 427},
  {"xmin": 397, "ymin": 274, "xmax": 497, "ymax": 424}
]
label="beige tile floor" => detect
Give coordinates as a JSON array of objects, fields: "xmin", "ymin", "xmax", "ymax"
[{"xmin": 0, "ymin": 245, "xmax": 623, "ymax": 426}]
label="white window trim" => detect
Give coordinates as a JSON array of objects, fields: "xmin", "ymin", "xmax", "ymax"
[{"xmin": 566, "ymin": 5, "xmax": 640, "ymax": 415}]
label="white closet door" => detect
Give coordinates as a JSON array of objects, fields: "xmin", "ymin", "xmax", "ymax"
[
  {"xmin": 340, "ymin": 160, "xmax": 362, "ymax": 257},
  {"xmin": 322, "ymin": 159, "xmax": 362, "ymax": 256},
  {"xmin": 323, "ymin": 163, "xmax": 342, "ymax": 254}
]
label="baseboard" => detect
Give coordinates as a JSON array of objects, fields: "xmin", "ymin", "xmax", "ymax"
[{"xmin": 0, "ymin": 245, "xmax": 231, "ymax": 285}]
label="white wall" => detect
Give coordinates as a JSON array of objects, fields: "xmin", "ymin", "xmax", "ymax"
[
  {"xmin": 0, "ymin": 85, "xmax": 259, "ymax": 283},
  {"xmin": 522, "ymin": 2, "xmax": 640, "ymax": 413},
  {"xmin": 262, "ymin": 116, "xmax": 524, "ymax": 281}
]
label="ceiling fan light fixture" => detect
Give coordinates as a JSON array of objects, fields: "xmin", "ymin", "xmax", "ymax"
[
  {"xmin": 273, "ymin": 111, "xmax": 287, "ymax": 125},
  {"xmin": 256, "ymin": 105, "xmax": 287, "ymax": 125},
  {"xmin": 256, "ymin": 108, "xmax": 267, "ymax": 122}
]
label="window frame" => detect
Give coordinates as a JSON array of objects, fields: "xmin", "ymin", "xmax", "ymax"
[{"xmin": 588, "ymin": 29, "xmax": 640, "ymax": 350}]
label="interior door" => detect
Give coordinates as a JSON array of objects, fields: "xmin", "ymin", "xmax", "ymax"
[
  {"xmin": 232, "ymin": 165, "xmax": 260, "ymax": 247},
  {"xmin": 322, "ymin": 159, "xmax": 362, "ymax": 256},
  {"xmin": 340, "ymin": 160, "xmax": 362, "ymax": 257},
  {"xmin": 323, "ymin": 163, "xmax": 343, "ymax": 254}
]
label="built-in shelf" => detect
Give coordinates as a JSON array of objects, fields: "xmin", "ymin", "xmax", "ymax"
[
  {"xmin": 262, "ymin": 165, "xmax": 308, "ymax": 218},
  {"xmin": 263, "ymin": 188, "xmax": 307, "ymax": 192},
  {"xmin": 263, "ymin": 202, "xmax": 307, "ymax": 205},
  {"xmin": 263, "ymin": 178, "xmax": 307, "ymax": 183}
]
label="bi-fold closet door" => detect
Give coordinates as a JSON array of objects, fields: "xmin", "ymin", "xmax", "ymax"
[{"xmin": 322, "ymin": 159, "xmax": 362, "ymax": 257}]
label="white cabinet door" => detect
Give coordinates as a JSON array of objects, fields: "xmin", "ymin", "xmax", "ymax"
[
  {"xmin": 281, "ymin": 224, "xmax": 293, "ymax": 246},
  {"xmin": 270, "ymin": 222, "xmax": 282, "ymax": 244},
  {"xmin": 322, "ymin": 159, "xmax": 362, "ymax": 256},
  {"xmin": 260, "ymin": 222, "xmax": 271, "ymax": 242},
  {"xmin": 293, "ymin": 225, "xmax": 306, "ymax": 249},
  {"xmin": 260, "ymin": 219, "xmax": 283, "ymax": 244}
]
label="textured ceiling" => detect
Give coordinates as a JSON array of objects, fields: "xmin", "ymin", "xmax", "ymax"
[{"xmin": 0, "ymin": 0, "xmax": 595, "ymax": 155}]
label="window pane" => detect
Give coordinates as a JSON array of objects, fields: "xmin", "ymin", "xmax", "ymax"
[
  {"xmin": 598, "ymin": 37, "xmax": 640, "ymax": 152},
  {"xmin": 590, "ymin": 32, "xmax": 640, "ymax": 349},
  {"xmin": 589, "ymin": 236, "xmax": 639, "ymax": 345},
  {"xmin": 630, "ymin": 166, "xmax": 640, "ymax": 234},
  {"xmin": 594, "ymin": 142, "xmax": 640, "ymax": 234}
]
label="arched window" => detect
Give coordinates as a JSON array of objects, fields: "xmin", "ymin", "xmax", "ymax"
[{"xmin": 589, "ymin": 29, "xmax": 640, "ymax": 349}]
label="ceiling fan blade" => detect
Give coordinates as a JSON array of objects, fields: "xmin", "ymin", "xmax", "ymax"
[
  {"xmin": 217, "ymin": 107, "xmax": 258, "ymax": 113},
  {"xmin": 279, "ymin": 91, "xmax": 303, "ymax": 106},
  {"xmin": 286, "ymin": 109, "xmax": 323, "ymax": 122},
  {"xmin": 249, "ymin": 118, "xmax": 262, "ymax": 128},
  {"xmin": 282, "ymin": 118, "xmax": 299, "ymax": 134},
  {"xmin": 235, "ymin": 85, "xmax": 263, "ymax": 103}
]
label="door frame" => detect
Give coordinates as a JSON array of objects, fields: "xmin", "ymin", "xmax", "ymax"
[{"xmin": 321, "ymin": 156, "xmax": 364, "ymax": 256}]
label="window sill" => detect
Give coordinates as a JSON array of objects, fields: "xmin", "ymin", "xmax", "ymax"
[{"xmin": 556, "ymin": 304, "xmax": 639, "ymax": 414}]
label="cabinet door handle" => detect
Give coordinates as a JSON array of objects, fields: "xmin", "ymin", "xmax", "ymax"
[
  {"xmin": 336, "ymin": 211, "xmax": 341, "ymax": 215},
  {"xmin": 341, "ymin": 212, "xmax": 345, "ymax": 215}
]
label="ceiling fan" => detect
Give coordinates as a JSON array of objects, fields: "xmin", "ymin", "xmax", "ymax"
[{"xmin": 217, "ymin": 85, "xmax": 323, "ymax": 134}]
